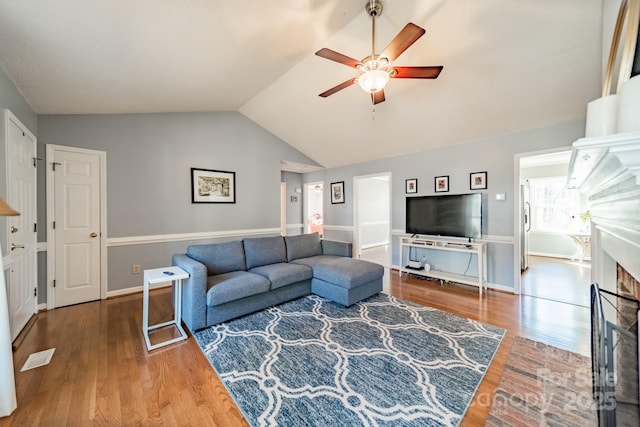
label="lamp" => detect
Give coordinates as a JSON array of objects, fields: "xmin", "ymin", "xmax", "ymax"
[
  {"xmin": 0, "ymin": 197, "xmax": 19, "ymax": 417},
  {"xmin": 358, "ymin": 69, "xmax": 390, "ymax": 93}
]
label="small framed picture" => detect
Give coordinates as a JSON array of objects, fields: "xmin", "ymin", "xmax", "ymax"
[
  {"xmin": 470, "ymin": 171, "xmax": 487, "ymax": 190},
  {"xmin": 434, "ymin": 176, "xmax": 449, "ymax": 193},
  {"xmin": 191, "ymin": 168, "xmax": 236, "ymax": 203},
  {"xmin": 330, "ymin": 181, "xmax": 345, "ymax": 204},
  {"xmin": 405, "ymin": 178, "xmax": 418, "ymax": 194}
]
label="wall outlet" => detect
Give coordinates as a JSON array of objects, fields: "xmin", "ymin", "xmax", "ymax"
[{"xmin": 132, "ymin": 264, "xmax": 141, "ymax": 274}]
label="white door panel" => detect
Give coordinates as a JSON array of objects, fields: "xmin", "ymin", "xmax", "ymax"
[
  {"xmin": 6, "ymin": 111, "xmax": 37, "ymax": 341},
  {"xmin": 53, "ymin": 149, "xmax": 101, "ymax": 307}
]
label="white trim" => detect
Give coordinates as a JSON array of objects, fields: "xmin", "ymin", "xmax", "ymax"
[
  {"xmin": 323, "ymin": 224, "xmax": 355, "ymax": 232},
  {"xmin": 36, "ymin": 303, "xmax": 47, "ymax": 312},
  {"xmin": 106, "ymin": 227, "xmax": 282, "ymax": 247},
  {"xmin": 528, "ymin": 251, "xmax": 589, "ymax": 261},
  {"xmin": 46, "ymin": 144, "xmax": 108, "ymax": 309},
  {"xmin": 361, "ymin": 241, "xmax": 390, "ymax": 250},
  {"xmin": 107, "ymin": 282, "xmax": 171, "ymax": 299},
  {"xmin": 286, "ymin": 223, "xmax": 304, "ymax": 230}
]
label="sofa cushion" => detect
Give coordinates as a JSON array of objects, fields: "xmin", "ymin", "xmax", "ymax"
[
  {"xmin": 249, "ymin": 263, "xmax": 312, "ymax": 290},
  {"xmin": 187, "ymin": 241, "xmax": 246, "ymax": 275},
  {"xmin": 291, "ymin": 255, "xmax": 342, "ymax": 270},
  {"xmin": 206, "ymin": 271, "xmax": 270, "ymax": 306},
  {"xmin": 243, "ymin": 236, "xmax": 287, "ymax": 269},
  {"xmin": 284, "ymin": 233, "xmax": 323, "ymax": 262},
  {"xmin": 308, "ymin": 257, "xmax": 384, "ymax": 289}
]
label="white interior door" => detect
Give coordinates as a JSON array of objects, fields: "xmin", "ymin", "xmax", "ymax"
[
  {"xmin": 5, "ymin": 110, "xmax": 37, "ymax": 341},
  {"xmin": 50, "ymin": 147, "xmax": 102, "ymax": 308}
]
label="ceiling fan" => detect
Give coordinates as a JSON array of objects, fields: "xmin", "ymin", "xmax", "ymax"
[{"xmin": 315, "ymin": 0, "xmax": 443, "ymax": 105}]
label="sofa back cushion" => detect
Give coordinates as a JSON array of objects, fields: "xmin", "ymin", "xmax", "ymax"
[
  {"xmin": 187, "ymin": 241, "xmax": 246, "ymax": 275},
  {"xmin": 284, "ymin": 232, "xmax": 323, "ymax": 262},
  {"xmin": 243, "ymin": 236, "xmax": 287, "ymax": 269}
]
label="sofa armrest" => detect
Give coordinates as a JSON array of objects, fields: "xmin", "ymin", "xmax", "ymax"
[
  {"xmin": 321, "ymin": 240, "xmax": 353, "ymax": 258},
  {"xmin": 172, "ymin": 253, "xmax": 208, "ymax": 332}
]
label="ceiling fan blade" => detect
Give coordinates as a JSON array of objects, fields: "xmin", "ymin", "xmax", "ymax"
[
  {"xmin": 372, "ymin": 90, "xmax": 385, "ymax": 105},
  {"xmin": 380, "ymin": 23, "xmax": 426, "ymax": 62},
  {"xmin": 319, "ymin": 78, "xmax": 357, "ymax": 97},
  {"xmin": 393, "ymin": 66, "xmax": 443, "ymax": 79},
  {"xmin": 315, "ymin": 48, "xmax": 362, "ymax": 68}
]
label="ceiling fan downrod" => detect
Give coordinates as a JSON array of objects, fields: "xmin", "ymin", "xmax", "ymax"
[{"xmin": 366, "ymin": 0, "xmax": 383, "ymax": 59}]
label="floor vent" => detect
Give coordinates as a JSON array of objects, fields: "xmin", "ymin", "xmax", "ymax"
[{"xmin": 20, "ymin": 348, "xmax": 56, "ymax": 372}]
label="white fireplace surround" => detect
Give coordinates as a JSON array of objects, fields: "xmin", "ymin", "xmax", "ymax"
[{"xmin": 568, "ymin": 129, "xmax": 640, "ymax": 294}]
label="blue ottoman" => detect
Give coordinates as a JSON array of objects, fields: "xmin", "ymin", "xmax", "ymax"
[{"xmin": 309, "ymin": 257, "xmax": 384, "ymax": 306}]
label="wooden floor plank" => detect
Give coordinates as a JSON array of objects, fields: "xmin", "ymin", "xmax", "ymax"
[{"xmin": 1, "ymin": 271, "xmax": 590, "ymax": 426}]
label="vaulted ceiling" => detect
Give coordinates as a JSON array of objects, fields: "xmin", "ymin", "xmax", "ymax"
[{"xmin": 0, "ymin": 1, "xmax": 604, "ymax": 169}]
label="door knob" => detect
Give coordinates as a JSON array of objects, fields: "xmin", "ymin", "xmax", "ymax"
[
  {"xmin": 11, "ymin": 243, "xmax": 24, "ymax": 251},
  {"xmin": 90, "ymin": 232, "xmax": 98, "ymax": 238},
  {"xmin": 10, "ymin": 226, "xmax": 18, "ymax": 234}
]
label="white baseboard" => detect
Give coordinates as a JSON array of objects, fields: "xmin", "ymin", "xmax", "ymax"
[
  {"xmin": 361, "ymin": 241, "xmax": 389, "ymax": 250},
  {"xmin": 107, "ymin": 282, "xmax": 171, "ymax": 298},
  {"xmin": 37, "ymin": 303, "xmax": 47, "ymax": 312}
]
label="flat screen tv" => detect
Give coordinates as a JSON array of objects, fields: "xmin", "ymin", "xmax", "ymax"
[{"xmin": 406, "ymin": 193, "xmax": 482, "ymax": 239}]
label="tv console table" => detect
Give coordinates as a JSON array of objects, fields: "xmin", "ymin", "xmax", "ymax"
[{"xmin": 398, "ymin": 237, "xmax": 488, "ymax": 295}]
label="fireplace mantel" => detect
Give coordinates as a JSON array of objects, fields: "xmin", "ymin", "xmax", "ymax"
[{"xmin": 567, "ymin": 130, "xmax": 640, "ymax": 286}]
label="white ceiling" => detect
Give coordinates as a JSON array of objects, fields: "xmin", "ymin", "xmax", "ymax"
[{"xmin": 0, "ymin": 0, "xmax": 604, "ymax": 169}]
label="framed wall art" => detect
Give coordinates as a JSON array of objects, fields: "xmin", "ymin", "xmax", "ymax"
[
  {"xmin": 405, "ymin": 178, "xmax": 418, "ymax": 194},
  {"xmin": 434, "ymin": 176, "xmax": 449, "ymax": 193},
  {"xmin": 191, "ymin": 168, "xmax": 236, "ymax": 203},
  {"xmin": 330, "ymin": 181, "xmax": 345, "ymax": 204},
  {"xmin": 470, "ymin": 171, "xmax": 487, "ymax": 190}
]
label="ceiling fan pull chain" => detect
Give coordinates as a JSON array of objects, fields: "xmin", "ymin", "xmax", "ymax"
[{"xmin": 371, "ymin": 94, "xmax": 376, "ymax": 120}]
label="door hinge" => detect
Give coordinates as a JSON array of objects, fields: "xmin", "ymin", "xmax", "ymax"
[
  {"xmin": 53, "ymin": 221, "xmax": 56, "ymax": 230},
  {"xmin": 53, "ymin": 280, "xmax": 56, "ymax": 288},
  {"xmin": 52, "ymin": 162, "xmax": 61, "ymax": 171},
  {"xmin": 34, "ymin": 287, "xmax": 37, "ymax": 297},
  {"xmin": 33, "ymin": 157, "xmax": 42, "ymax": 167},
  {"xmin": 34, "ymin": 223, "xmax": 37, "ymax": 232}
]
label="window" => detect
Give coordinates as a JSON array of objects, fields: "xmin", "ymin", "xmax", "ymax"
[{"xmin": 529, "ymin": 177, "xmax": 583, "ymax": 232}]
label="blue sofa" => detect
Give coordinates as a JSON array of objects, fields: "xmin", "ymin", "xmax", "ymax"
[{"xmin": 172, "ymin": 233, "xmax": 384, "ymax": 332}]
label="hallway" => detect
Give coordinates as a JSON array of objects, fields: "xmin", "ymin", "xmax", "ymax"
[{"xmin": 521, "ymin": 255, "xmax": 591, "ymax": 307}]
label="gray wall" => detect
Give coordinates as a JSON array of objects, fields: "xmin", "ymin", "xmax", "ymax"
[
  {"xmin": 39, "ymin": 112, "xmax": 318, "ymax": 293},
  {"xmin": 305, "ymin": 119, "xmax": 586, "ymax": 289}
]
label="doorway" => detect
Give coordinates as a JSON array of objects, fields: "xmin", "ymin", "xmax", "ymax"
[
  {"xmin": 516, "ymin": 149, "xmax": 590, "ymax": 306},
  {"xmin": 354, "ymin": 173, "xmax": 391, "ymax": 267},
  {"xmin": 46, "ymin": 144, "xmax": 107, "ymax": 309},
  {"xmin": 304, "ymin": 182, "xmax": 323, "ymax": 236},
  {"xmin": 5, "ymin": 110, "xmax": 37, "ymax": 341}
]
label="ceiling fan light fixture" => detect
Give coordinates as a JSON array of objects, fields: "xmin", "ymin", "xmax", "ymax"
[{"xmin": 358, "ymin": 69, "xmax": 389, "ymax": 93}]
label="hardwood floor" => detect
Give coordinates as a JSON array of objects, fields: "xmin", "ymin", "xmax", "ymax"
[
  {"xmin": 521, "ymin": 255, "xmax": 591, "ymax": 307},
  {"xmin": 1, "ymin": 272, "xmax": 590, "ymax": 426}
]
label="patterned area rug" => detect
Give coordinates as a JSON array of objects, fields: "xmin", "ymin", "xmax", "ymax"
[
  {"xmin": 485, "ymin": 336, "xmax": 597, "ymax": 426},
  {"xmin": 195, "ymin": 293, "xmax": 505, "ymax": 427}
]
